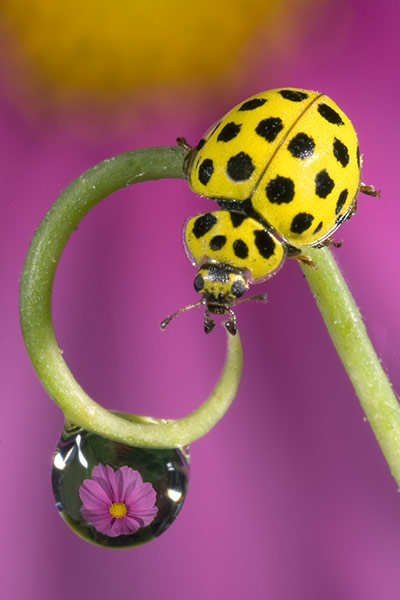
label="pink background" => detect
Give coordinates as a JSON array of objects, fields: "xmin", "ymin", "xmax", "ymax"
[{"xmin": 2, "ymin": 1, "xmax": 400, "ymax": 598}]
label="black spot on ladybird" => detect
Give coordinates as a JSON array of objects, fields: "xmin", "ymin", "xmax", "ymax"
[
  {"xmin": 279, "ymin": 90, "xmax": 309, "ymax": 102},
  {"xmin": 239, "ymin": 98, "xmax": 267, "ymax": 111},
  {"xmin": 253, "ymin": 229, "xmax": 275, "ymax": 259},
  {"xmin": 356, "ymin": 145, "xmax": 361, "ymax": 167},
  {"xmin": 318, "ymin": 103, "xmax": 344, "ymax": 125},
  {"xmin": 291, "ymin": 213, "xmax": 314, "ymax": 234},
  {"xmin": 198, "ymin": 158, "xmax": 214, "ymax": 185},
  {"xmin": 233, "ymin": 239, "xmax": 249, "ymax": 259},
  {"xmin": 217, "ymin": 122, "xmax": 241, "ymax": 142},
  {"xmin": 209, "ymin": 235, "xmax": 227, "ymax": 250},
  {"xmin": 333, "ymin": 138, "xmax": 350, "ymax": 167},
  {"xmin": 266, "ymin": 175, "xmax": 295, "ymax": 204},
  {"xmin": 288, "ymin": 132, "xmax": 315, "ymax": 159},
  {"xmin": 229, "ymin": 212, "xmax": 247, "ymax": 227},
  {"xmin": 313, "ymin": 221, "xmax": 323, "ymax": 235},
  {"xmin": 335, "ymin": 189, "xmax": 348, "ymax": 215},
  {"xmin": 192, "ymin": 213, "xmax": 217, "ymax": 238},
  {"xmin": 255, "ymin": 117, "xmax": 283, "ymax": 142},
  {"xmin": 315, "ymin": 169, "xmax": 334, "ymax": 198},
  {"xmin": 226, "ymin": 152, "xmax": 255, "ymax": 181},
  {"xmin": 196, "ymin": 139, "xmax": 206, "ymax": 151}
]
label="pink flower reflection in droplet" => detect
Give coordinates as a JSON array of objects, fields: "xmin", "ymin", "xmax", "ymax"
[{"xmin": 79, "ymin": 463, "xmax": 158, "ymax": 537}]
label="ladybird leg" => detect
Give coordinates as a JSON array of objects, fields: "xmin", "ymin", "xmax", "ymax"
[
  {"xmin": 314, "ymin": 237, "xmax": 343, "ymax": 249},
  {"xmin": 359, "ymin": 183, "xmax": 381, "ymax": 197},
  {"xmin": 346, "ymin": 198, "xmax": 358, "ymax": 219},
  {"xmin": 176, "ymin": 137, "xmax": 193, "ymax": 151},
  {"xmin": 177, "ymin": 137, "xmax": 199, "ymax": 178},
  {"xmin": 294, "ymin": 255, "xmax": 317, "ymax": 269},
  {"xmin": 204, "ymin": 309, "xmax": 216, "ymax": 334},
  {"xmin": 224, "ymin": 309, "xmax": 237, "ymax": 336},
  {"xmin": 285, "ymin": 244, "xmax": 302, "ymax": 258},
  {"xmin": 285, "ymin": 244, "xmax": 317, "ymax": 268}
]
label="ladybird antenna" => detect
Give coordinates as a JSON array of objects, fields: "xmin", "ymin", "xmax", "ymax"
[
  {"xmin": 160, "ymin": 300, "xmax": 204, "ymax": 331},
  {"xmin": 223, "ymin": 294, "xmax": 267, "ymax": 335},
  {"xmin": 233, "ymin": 292, "xmax": 268, "ymax": 306}
]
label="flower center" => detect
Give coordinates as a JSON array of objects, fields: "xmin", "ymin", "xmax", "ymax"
[{"xmin": 109, "ymin": 502, "xmax": 128, "ymax": 518}]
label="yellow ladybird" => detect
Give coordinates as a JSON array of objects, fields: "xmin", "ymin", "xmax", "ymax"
[{"xmin": 162, "ymin": 88, "xmax": 379, "ymax": 334}]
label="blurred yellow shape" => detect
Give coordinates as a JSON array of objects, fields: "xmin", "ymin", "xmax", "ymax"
[{"xmin": 0, "ymin": 0, "xmax": 307, "ymax": 97}]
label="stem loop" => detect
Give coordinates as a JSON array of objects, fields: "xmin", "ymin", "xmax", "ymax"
[{"xmin": 19, "ymin": 146, "xmax": 243, "ymax": 448}]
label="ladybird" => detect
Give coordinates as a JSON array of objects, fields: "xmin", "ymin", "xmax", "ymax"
[{"xmin": 161, "ymin": 88, "xmax": 379, "ymax": 334}]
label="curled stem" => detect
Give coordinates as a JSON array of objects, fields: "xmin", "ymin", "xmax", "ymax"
[
  {"xmin": 301, "ymin": 247, "xmax": 400, "ymax": 487},
  {"xmin": 19, "ymin": 146, "xmax": 243, "ymax": 448}
]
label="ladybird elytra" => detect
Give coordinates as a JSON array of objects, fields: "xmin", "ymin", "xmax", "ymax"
[{"xmin": 187, "ymin": 88, "xmax": 360, "ymax": 247}]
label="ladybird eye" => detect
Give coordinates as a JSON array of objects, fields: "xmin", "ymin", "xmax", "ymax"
[
  {"xmin": 231, "ymin": 280, "xmax": 245, "ymax": 298},
  {"xmin": 193, "ymin": 274, "xmax": 204, "ymax": 292}
]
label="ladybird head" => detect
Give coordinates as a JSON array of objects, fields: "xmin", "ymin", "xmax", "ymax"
[
  {"xmin": 160, "ymin": 263, "xmax": 266, "ymax": 335},
  {"xmin": 192, "ymin": 263, "xmax": 248, "ymax": 334},
  {"xmin": 193, "ymin": 263, "xmax": 247, "ymax": 306}
]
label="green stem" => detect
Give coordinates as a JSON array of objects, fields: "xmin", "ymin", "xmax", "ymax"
[
  {"xmin": 19, "ymin": 146, "xmax": 243, "ymax": 448},
  {"xmin": 301, "ymin": 247, "xmax": 400, "ymax": 487}
]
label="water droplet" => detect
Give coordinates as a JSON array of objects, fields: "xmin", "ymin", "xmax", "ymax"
[{"xmin": 52, "ymin": 422, "xmax": 190, "ymax": 548}]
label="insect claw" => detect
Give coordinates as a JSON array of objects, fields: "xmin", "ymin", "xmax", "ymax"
[
  {"xmin": 224, "ymin": 320, "xmax": 237, "ymax": 335},
  {"xmin": 204, "ymin": 310, "xmax": 216, "ymax": 334},
  {"xmin": 224, "ymin": 309, "xmax": 237, "ymax": 335},
  {"xmin": 360, "ymin": 183, "xmax": 381, "ymax": 197}
]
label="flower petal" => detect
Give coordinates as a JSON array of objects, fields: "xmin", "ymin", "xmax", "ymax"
[
  {"xmin": 127, "ymin": 506, "xmax": 158, "ymax": 525},
  {"xmin": 79, "ymin": 478, "xmax": 111, "ymax": 509},
  {"xmin": 127, "ymin": 486, "xmax": 158, "ymax": 526},
  {"xmin": 125, "ymin": 481, "xmax": 157, "ymax": 510},
  {"xmin": 81, "ymin": 506, "xmax": 113, "ymax": 531},
  {"xmin": 125, "ymin": 509, "xmax": 157, "ymax": 529},
  {"xmin": 90, "ymin": 463, "xmax": 109, "ymax": 480},
  {"xmin": 91, "ymin": 464, "xmax": 120, "ymax": 502},
  {"xmin": 116, "ymin": 465, "xmax": 142, "ymax": 500},
  {"xmin": 108, "ymin": 516, "xmax": 141, "ymax": 537}
]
